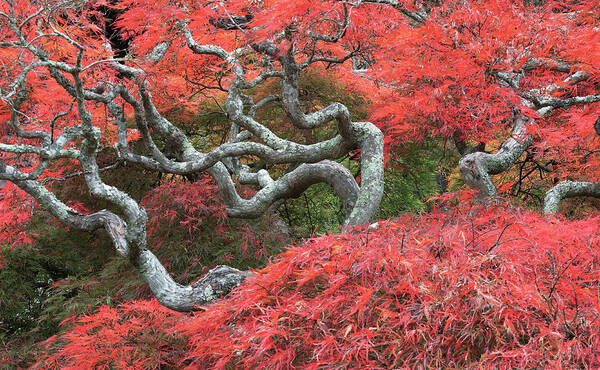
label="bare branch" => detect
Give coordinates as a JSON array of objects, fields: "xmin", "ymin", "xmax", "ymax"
[
  {"xmin": 544, "ymin": 181, "xmax": 600, "ymax": 215},
  {"xmin": 460, "ymin": 115, "xmax": 533, "ymax": 198}
]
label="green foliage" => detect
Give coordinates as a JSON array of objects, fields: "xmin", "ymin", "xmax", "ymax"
[
  {"xmin": 281, "ymin": 142, "xmax": 446, "ymax": 236},
  {"xmin": 278, "ymin": 184, "xmax": 346, "ymax": 236},
  {"xmin": 0, "ymin": 215, "xmax": 109, "ymax": 341},
  {"xmin": 0, "ymin": 247, "xmax": 58, "ymax": 338},
  {"xmin": 376, "ymin": 142, "xmax": 444, "ymax": 219}
]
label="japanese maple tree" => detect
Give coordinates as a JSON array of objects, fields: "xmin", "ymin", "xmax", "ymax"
[
  {"xmin": 367, "ymin": 0, "xmax": 600, "ymax": 209},
  {"xmin": 0, "ymin": 0, "xmax": 386, "ymax": 311},
  {"xmin": 2, "ymin": 0, "xmax": 600, "ymax": 367},
  {"xmin": 1, "ymin": 0, "xmax": 600, "ymax": 315}
]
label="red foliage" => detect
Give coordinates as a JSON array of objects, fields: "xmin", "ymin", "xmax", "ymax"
[
  {"xmin": 0, "ymin": 182, "xmax": 34, "ymax": 251},
  {"xmin": 39, "ymin": 300, "xmax": 186, "ymax": 369},
  {"xmin": 367, "ymin": 0, "xmax": 600, "ymax": 177},
  {"xmin": 180, "ymin": 199, "xmax": 600, "ymax": 368},
  {"xmin": 41, "ymin": 196, "xmax": 600, "ymax": 368},
  {"xmin": 140, "ymin": 177, "xmax": 287, "ymax": 269},
  {"xmin": 141, "ymin": 177, "xmax": 227, "ymax": 246}
]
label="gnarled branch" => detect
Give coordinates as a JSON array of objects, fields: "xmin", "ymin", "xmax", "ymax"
[
  {"xmin": 459, "ymin": 115, "xmax": 533, "ymax": 198},
  {"xmin": 544, "ymin": 181, "xmax": 600, "ymax": 215}
]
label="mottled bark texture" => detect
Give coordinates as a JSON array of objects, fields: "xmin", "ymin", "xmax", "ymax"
[
  {"xmin": 544, "ymin": 181, "xmax": 600, "ymax": 216},
  {"xmin": 459, "ymin": 115, "xmax": 532, "ymax": 199},
  {"xmin": 0, "ymin": 3, "xmax": 384, "ymax": 311}
]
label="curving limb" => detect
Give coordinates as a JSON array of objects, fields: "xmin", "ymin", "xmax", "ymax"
[
  {"xmin": 460, "ymin": 59, "xmax": 600, "ymax": 202},
  {"xmin": 5, "ymin": 169, "xmax": 248, "ymax": 312},
  {"xmin": 210, "ymin": 160, "xmax": 360, "ymax": 219},
  {"xmin": 459, "ymin": 115, "xmax": 533, "ymax": 199},
  {"xmin": 544, "ymin": 181, "xmax": 600, "ymax": 216}
]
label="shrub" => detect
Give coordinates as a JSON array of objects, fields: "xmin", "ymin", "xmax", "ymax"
[
  {"xmin": 38, "ymin": 300, "xmax": 186, "ymax": 369},
  {"xmin": 181, "ymin": 197, "xmax": 600, "ymax": 368},
  {"xmin": 33, "ymin": 195, "xmax": 600, "ymax": 368}
]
